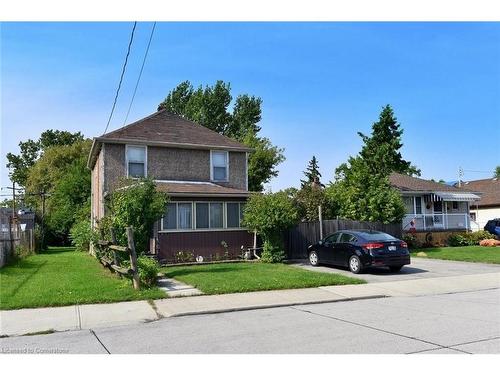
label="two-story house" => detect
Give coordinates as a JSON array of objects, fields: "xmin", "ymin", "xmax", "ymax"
[{"xmin": 87, "ymin": 110, "xmax": 254, "ymax": 262}]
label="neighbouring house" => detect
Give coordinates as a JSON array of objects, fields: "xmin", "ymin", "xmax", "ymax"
[
  {"xmin": 87, "ymin": 110, "xmax": 254, "ymax": 262},
  {"xmin": 389, "ymin": 173, "xmax": 482, "ymax": 234},
  {"xmin": 459, "ymin": 178, "xmax": 500, "ymax": 231}
]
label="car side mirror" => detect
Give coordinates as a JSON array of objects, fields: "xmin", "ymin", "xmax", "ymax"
[{"xmin": 318, "ymin": 240, "xmax": 323, "ymax": 246}]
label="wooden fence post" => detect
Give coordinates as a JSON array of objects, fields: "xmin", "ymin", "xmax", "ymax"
[
  {"xmin": 110, "ymin": 228, "xmax": 119, "ymax": 266},
  {"xmin": 126, "ymin": 227, "xmax": 140, "ymax": 290}
]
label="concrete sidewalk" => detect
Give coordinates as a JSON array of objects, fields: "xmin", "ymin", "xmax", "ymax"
[{"xmin": 1, "ymin": 272, "xmax": 499, "ymax": 337}]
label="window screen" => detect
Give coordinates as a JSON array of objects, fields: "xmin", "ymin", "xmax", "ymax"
[
  {"xmin": 212, "ymin": 151, "xmax": 228, "ymax": 181},
  {"xmin": 178, "ymin": 203, "xmax": 192, "ymax": 229},
  {"xmin": 196, "ymin": 203, "xmax": 209, "ymax": 229},
  {"xmin": 163, "ymin": 203, "xmax": 177, "ymax": 230},
  {"xmin": 227, "ymin": 203, "xmax": 240, "ymax": 228},
  {"xmin": 127, "ymin": 146, "xmax": 146, "ymax": 178},
  {"xmin": 210, "ymin": 203, "xmax": 223, "ymax": 228}
]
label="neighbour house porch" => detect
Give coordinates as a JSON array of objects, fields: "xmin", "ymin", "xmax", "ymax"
[{"xmin": 402, "ymin": 192, "xmax": 480, "ymax": 232}]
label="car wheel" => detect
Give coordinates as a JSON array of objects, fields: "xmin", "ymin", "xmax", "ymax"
[
  {"xmin": 348, "ymin": 255, "xmax": 362, "ymax": 274},
  {"xmin": 389, "ymin": 266, "xmax": 403, "ymax": 272},
  {"xmin": 309, "ymin": 251, "xmax": 319, "ymax": 266}
]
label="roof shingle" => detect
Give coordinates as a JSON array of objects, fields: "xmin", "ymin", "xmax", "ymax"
[
  {"xmin": 461, "ymin": 178, "xmax": 500, "ymax": 207},
  {"xmin": 100, "ymin": 110, "xmax": 250, "ymax": 150},
  {"xmin": 389, "ymin": 172, "xmax": 477, "ymax": 193},
  {"xmin": 155, "ymin": 181, "xmax": 250, "ymax": 197}
]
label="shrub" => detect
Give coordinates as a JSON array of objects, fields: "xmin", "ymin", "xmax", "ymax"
[
  {"xmin": 261, "ymin": 240, "xmax": 285, "ymax": 263},
  {"xmin": 106, "ymin": 178, "xmax": 168, "ymax": 254},
  {"xmin": 70, "ymin": 218, "xmax": 97, "ymax": 252},
  {"xmin": 136, "ymin": 256, "xmax": 160, "ymax": 287},
  {"xmin": 402, "ymin": 234, "xmax": 421, "ymax": 249},
  {"xmin": 463, "ymin": 230, "xmax": 496, "ymax": 244},
  {"xmin": 447, "ymin": 234, "xmax": 469, "ymax": 247},
  {"xmin": 448, "ymin": 231, "xmax": 496, "ymax": 247},
  {"xmin": 242, "ymin": 191, "xmax": 299, "ymax": 263}
]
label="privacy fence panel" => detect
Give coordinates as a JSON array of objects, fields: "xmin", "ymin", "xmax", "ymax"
[{"xmin": 285, "ymin": 219, "xmax": 402, "ymax": 260}]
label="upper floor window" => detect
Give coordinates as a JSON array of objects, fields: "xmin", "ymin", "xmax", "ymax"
[
  {"xmin": 211, "ymin": 151, "xmax": 228, "ymax": 182},
  {"xmin": 126, "ymin": 145, "xmax": 146, "ymax": 178}
]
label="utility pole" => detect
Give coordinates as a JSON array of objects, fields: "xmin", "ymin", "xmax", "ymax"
[{"xmin": 458, "ymin": 167, "xmax": 464, "ymax": 187}]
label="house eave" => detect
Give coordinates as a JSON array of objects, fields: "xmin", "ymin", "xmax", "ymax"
[{"xmin": 95, "ymin": 137, "xmax": 253, "ymax": 152}]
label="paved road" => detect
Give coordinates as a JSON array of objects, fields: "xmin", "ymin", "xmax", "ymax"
[
  {"xmin": 293, "ymin": 257, "xmax": 500, "ymax": 283},
  {"xmin": 2, "ymin": 289, "xmax": 499, "ymax": 354}
]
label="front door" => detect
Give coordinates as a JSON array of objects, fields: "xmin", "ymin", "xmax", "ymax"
[{"xmin": 433, "ymin": 200, "xmax": 444, "ymax": 228}]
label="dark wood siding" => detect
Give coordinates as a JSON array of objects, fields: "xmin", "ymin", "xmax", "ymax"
[{"xmin": 158, "ymin": 230, "xmax": 253, "ymax": 262}]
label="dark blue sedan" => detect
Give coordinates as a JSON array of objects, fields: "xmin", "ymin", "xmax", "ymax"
[{"xmin": 307, "ymin": 230, "xmax": 410, "ymax": 273}]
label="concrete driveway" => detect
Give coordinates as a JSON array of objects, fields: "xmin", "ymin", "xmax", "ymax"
[{"xmin": 292, "ymin": 257, "xmax": 500, "ymax": 283}]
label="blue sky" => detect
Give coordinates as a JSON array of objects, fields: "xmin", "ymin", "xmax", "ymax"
[{"xmin": 1, "ymin": 22, "xmax": 499, "ymax": 192}]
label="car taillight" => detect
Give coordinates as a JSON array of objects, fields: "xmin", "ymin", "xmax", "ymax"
[
  {"xmin": 400, "ymin": 241, "xmax": 408, "ymax": 248},
  {"xmin": 362, "ymin": 242, "xmax": 384, "ymax": 250}
]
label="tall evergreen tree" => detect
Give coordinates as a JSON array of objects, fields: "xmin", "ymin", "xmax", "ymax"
[
  {"xmin": 300, "ymin": 156, "xmax": 322, "ymax": 187},
  {"xmin": 358, "ymin": 105, "xmax": 420, "ymax": 177},
  {"xmin": 325, "ymin": 105, "xmax": 416, "ymax": 224},
  {"xmin": 494, "ymin": 166, "xmax": 500, "ymax": 179}
]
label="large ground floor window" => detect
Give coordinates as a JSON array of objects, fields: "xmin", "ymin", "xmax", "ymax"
[{"xmin": 161, "ymin": 201, "xmax": 247, "ymax": 232}]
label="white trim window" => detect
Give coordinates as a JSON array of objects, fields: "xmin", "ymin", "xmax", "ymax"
[
  {"xmin": 161, "ymin": 201, "xmax": 246, "ymax": 232},
  {"xmin": 126, "ymin": 145, "xmax": 147, "ymax": 178},
  {"xmin": 211, "ymin": 150, "xmax": 229, "ymax": 182},
  {"xmin": 162, "ymin": 202, "xmax": 193, "ymax": 230},
  {"xmin": 226, "ymin": 202, "xmax": 246, "ymax": 228}
]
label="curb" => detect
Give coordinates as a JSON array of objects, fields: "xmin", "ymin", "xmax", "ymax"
[{"xmin": 162, "ymin": 294, "xmax": 388, "ymax": 318}]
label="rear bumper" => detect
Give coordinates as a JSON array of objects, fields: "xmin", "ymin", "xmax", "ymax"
[{"xmin": 364, "ymin": 255, "xmax": 411, "ymax": 268}]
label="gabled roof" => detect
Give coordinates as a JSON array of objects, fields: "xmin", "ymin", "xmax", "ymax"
[
  {"xmin": 461, "ymin": 178, "xmax": 500, "ymax": 207},
  {"xmin": 88, "ymin": 110, "xmax": 251, "ymax": 168},
  {"xmin": 389, "ymin": 172, "xmax": 478, "ymax": 193}
]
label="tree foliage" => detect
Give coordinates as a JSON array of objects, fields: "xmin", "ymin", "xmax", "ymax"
[
  {"xmin": 242, "ymin": 191, "xmax": 299, "ymax": 262},
  {"xmin": 358, "ymin": 105, "xmax": 420, "ymax": 177},
  {"xmin": 300, "ymin": 155, "xmax": 322, "ymax": 187},
  {"xmin": 326, "ymin": 105, "xmax": 414, "ymax": 224},
  {"xmin": 24, "ymin": 139, "xmax": 92, "ymax": 244},
  {"xmin": 7, "ymin": 130, "xmax": 84, "ymax": 186},
  {"xmin": 495, "ymin": 166, "xmax": 500, "ymax": 179},
  {"xmin": 158, "ymin": 80, "xmax": 284, "ymax": 191},
  {"xmin": 105, "ymin": 178, "xmax": 168, "ymax": 254}
]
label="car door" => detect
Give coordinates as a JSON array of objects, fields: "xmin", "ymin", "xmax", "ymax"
[
  {"xmin": 336, "ymin": 233, "xmax": 359, "ymax": 265},
  {"xmin": 321, "ymin": 232, "xmax": 341, "ymax": 264}
]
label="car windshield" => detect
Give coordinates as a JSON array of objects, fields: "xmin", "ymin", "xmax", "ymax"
[{"xmin": 359, "ymin": 232, "xmax": 397, "ymax": 241}]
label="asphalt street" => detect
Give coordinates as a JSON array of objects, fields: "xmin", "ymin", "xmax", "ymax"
[{"xmin": 2, "ymin": 288, "xmax": 499, "ymax": 354}]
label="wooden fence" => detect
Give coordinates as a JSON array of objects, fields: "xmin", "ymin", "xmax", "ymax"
[
  {"xmin": 284, "ymin": 219, "xmax": 402, "ymax": 260},
  {"xmin": 96, "ymin": 227, "xmax": 140, "ymax": 289}
]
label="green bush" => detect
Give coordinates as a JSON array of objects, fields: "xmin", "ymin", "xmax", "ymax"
[
  {"xmin": 242, "ymin": 191, "xmax": 299, "ymax": 263},
  {"xmin": 260, "ymin": 240, "xmax": 286, "ymax": 263},
  {"xmin": 448, "ymin": 231, "xmax": 496, "ymax": 247},
  {"xmin": 70, "ymin": 218, "xmax": 97, "ymax": 252},
  {"xmin": 463, "ymin": 230, "xmax": 496, "ymax": 244},
  {"xmin": 136, "ymin": 256, "xmax": 160, "ymax": 287},
  {"xmin": 105, "ymin": 178, "xmax": 168, "ymax": 254},
  {"xmin": 447, "ymin": 234, "xmax": 469, "ymax": 247},
  {"xmin": 402, "ymin": 234, "xmax": 421, "ymax": 249}
]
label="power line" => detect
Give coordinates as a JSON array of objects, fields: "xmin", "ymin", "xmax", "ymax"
[
  {"xmin": 123, "ymin": 22, "xmax": 157, "ymax": 126},
  {"xmin": 103, "ymin": 21, "xmax": 137, "ymax": 135}
]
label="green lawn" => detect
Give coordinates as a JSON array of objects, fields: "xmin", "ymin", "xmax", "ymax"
[
  {"xmin": 162, "ymin": 262, "xmax": 365, "ymax": 294},
  {"xmin": 412, "ymin": 246, "xmax": 500, "ymax": 264},
  {"xmin": 0, "ymin": 247, "xmax": 165, "ymax": 310}
]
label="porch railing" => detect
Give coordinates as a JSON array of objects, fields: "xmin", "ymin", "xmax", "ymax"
[{"xmin": 403, "ymin": 213, "xmax": 471, "ymax": 231}]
